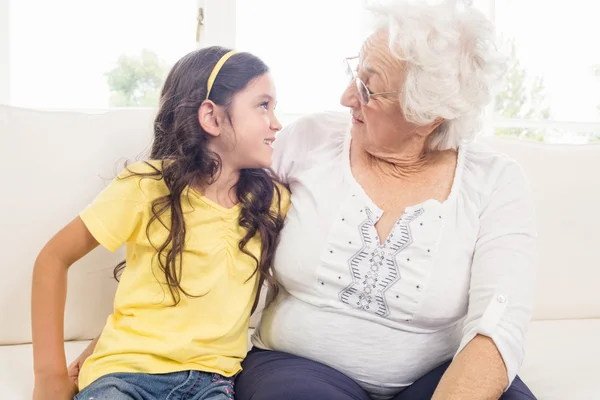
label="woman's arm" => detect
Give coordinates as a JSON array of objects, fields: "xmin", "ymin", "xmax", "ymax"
[
  {"xmin": 432, "ymin": 335, "xmax": 507, "ymax": 399},
  {"xmin": 433, "ymin": 163, "xmax": 537, "ymax": 399},
  {"xmin": 32, "ymin": 217, "xmax": 99, "ymax": 399}
]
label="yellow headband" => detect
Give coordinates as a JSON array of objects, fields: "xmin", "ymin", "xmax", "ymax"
[{"xmin": 205, "ymin": 51, "xmax": 238, "ymax": 100}]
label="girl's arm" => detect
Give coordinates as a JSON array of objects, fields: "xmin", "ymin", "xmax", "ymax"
[{"xmin": 31, "ymin": 217, "xmax": 99, "ymax": 398}]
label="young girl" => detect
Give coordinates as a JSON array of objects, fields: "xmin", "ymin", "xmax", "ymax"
[{"xmin": 31, "ymin": 46, "xmax": 289, "ymax": 400}]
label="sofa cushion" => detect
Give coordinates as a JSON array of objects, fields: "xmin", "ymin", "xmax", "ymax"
[
  {"xmin": 0, "ymin": 330, "xmax": 256, "ymax": 398},
  {"xmin": 0, "ymin": 340, "xmax": 91, "ymax": 399},
  {"xmin": 1, "ymin": 322, "xmax": 597, "ymax": 399},
  {"xmin": 520, "ymin": 319, "xmax": 600, "ymax": 400}
]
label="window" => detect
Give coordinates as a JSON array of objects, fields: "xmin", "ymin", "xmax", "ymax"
[
  {"xmin": 493, "ymin": 0, "xmax": 600, "ymax": 143},
  {"xmin": 3, "ymin": 0, "xmax": 599, "ymax": 143},
  {"xmin": 236, "ymin": 0, "xmax": 369, "ymax": 118},
  {"xmin": 7, "ymin": 0, "xmax": 197, "ymax": 109},
  {"xmin": 235, "ymin": 0, "xmax": 600, "ymax": 142}
]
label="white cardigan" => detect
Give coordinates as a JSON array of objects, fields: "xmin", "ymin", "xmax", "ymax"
[{"xmin": 253, "ymin": 112, "xmax": 537, "ymax": 399}]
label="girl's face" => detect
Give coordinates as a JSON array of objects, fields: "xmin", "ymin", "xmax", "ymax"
[{"xmin": 212, "ymin": 73, "xmax": 282, "ymax": 170}]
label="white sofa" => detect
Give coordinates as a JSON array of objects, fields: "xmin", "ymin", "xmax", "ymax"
[{"xmin": 1, "ymin": 105, "xmax": 599, "ymax": 399}]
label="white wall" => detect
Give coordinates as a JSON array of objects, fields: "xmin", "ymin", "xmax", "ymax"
[{"xmin": 0, "ymin": 0, "xmax": 10, "ymax": 104}]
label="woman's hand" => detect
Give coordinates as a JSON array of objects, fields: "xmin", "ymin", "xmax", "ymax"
[{"xmin": 33, "ymin": 374, "xmax": 78, "ymax": 400}]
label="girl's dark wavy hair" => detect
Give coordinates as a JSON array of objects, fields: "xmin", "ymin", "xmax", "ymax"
[{"xmin": 114, "ymin": 46, "xmax": 285, "ymax": 306}]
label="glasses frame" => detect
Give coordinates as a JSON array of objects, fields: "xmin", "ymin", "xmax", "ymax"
[{"xmin": 343, "ymin": 56, "xmax": 400, "ymax": 105}]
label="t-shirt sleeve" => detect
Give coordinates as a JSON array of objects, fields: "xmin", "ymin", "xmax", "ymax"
[
  {"xmin": 277, "ymin": 183, "xmax": 291, "ymax": 218},
  {"xmin": 79, "ymin": 167, "xmax": 147, "ymax": 252},
  {"xmin": 456, "ymin": 162, "xmax": 537, "ymax": 388}
]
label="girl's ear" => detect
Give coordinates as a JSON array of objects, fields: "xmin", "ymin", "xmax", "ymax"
[{"xmin": 198, "ymin": 100, "xmax": 221, "ymax": 137}]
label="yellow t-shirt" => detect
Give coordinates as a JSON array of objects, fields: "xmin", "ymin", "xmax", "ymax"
[{"xmin": 78, "ymin": 161, "xmax": 289, "ymax": 389}]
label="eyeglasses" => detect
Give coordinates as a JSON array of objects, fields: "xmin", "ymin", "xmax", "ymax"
[{"xmin": 343, "ymin": 56, "xmax": 400, "ymax": 105}]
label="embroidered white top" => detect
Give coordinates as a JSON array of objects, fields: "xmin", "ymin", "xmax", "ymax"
[{"xmin": 252, "ymin": 112, "xmax": 537, "ymax": 399}]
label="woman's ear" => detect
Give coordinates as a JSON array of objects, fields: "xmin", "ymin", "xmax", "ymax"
[
  {"xmin": 431, "ymin": 117, "xmax": 444, "ymax": 131},
  {"xmin": 198, "ymin": 100, "xmax": 221, "ymax": 137},
  {"xmin": 416, "ymin": 117, "xmax": 445, "ymax": 138}
]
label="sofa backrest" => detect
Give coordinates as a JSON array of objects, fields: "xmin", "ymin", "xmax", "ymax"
[
  {"xmin": 477, "ymin": 136, "xmax": 600, "ymax": 320},
  {"xmin": 0, "ymin": 106, "xmax": 154, "ymax": 345},
  {"xmin": 0, "ymin": 105, "xmax": 597, "ymax": 345}
]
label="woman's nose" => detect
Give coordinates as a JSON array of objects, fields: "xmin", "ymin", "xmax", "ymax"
[{"xmin": 340, "ymin": 79, "xmax": 360, "ymax": 108}]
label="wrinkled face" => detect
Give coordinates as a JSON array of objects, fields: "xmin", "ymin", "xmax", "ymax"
[
  {"xmin": 340, "ymin": 31, "xmax": 423, "ymax": 155},
  {"xmin": 213, "ymin": 73, "xmax": 282, "ymax": 170}
]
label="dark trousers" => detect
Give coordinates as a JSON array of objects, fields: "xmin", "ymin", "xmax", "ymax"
[{"xmin": 235, "ymin": 348, "xmax": 536, "ymax": 400}]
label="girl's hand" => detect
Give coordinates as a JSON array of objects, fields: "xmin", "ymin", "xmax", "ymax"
[
  {"xmin": 67, "ymin": 335, "xmax": 99, "ymax": 385},
  {"xmin": 67, "ymin": 355, "xmax": 84, "ymax": 386}
]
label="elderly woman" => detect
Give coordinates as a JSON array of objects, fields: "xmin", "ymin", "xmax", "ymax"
[{"xmin": 235, "ymin": 1, "xmax": 536, "ymax": 399}]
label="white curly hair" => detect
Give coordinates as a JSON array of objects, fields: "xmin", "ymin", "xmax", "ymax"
[{"xmin": 366, "ymin": 0, "xmax": 506, "ymax": 151}]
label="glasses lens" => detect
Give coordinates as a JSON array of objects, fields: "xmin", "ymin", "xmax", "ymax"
[
  {"xmin": 344, "ymin": 60, "xmax": 354, "ymax": 80},
  {"xmin": 356, "ymin": 78, "xmax": 369, "ymax": 105}
]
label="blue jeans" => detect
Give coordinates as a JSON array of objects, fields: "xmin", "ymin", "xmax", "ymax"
[{"xmin": 74, "ymin": 370, "xmax": 234, "ymax": 400}]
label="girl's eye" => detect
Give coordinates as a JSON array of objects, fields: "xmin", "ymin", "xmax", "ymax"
[{"xmin": 260, "ymin": 101, "xmax": 269, "ymax": 110}]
